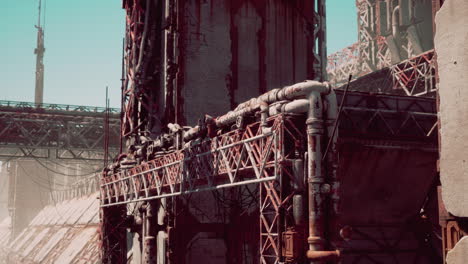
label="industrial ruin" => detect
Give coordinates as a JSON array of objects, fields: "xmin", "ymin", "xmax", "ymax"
[{"xmin": 1, "ymin": 0, "xmax": 467, "ymax": 263}]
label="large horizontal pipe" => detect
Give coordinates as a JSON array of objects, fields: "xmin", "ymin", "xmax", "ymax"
[{"xmin": 216, "ymin": 81, "xmax": 330, "ymax": 127}]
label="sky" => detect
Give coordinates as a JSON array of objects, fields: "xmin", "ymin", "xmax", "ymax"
[{"xmin": 1, "ymin": 1, "xmax": 357, "ymax": 108}]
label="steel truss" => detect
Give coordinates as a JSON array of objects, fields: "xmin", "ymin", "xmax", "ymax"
[
  {"xmin": 0, "ymin": 101, "xmax": 120, "ymax": 160},
  {"xmin": 340, "ymin": 224, "xmax": 442, "ymax": 263},
  {"xmin": 101, "ymin": 114, "xmax": 306, "ymax": 264},
  {"xmin": 100, "ymin": 116, "xmax": 284, "ymax": 206},
  {"xmin": 391, "ymin": 50, "xmax": 436, "ymax": 97},
  {"xmin": 337, "ymin": 90, "xmax": 438, "ymax": 143},
  {"xmin": 100, "ymin": 91, "xmax": 437, "ymax": 263},
  {"xmin": 327, "ymin": 43, "xmax": 361, "ymax": 87},
  {"xmin": 328, "ymin": 49, "xmax": 436, "ymax": 97},
  {"xmin": 328, "ymin": 0, "xmax": 436, "ymax": 98}
]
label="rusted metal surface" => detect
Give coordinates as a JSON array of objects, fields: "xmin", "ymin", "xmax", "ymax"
[
  {"xmin": 391, "ymin": 50, "xmax": 436, "ymax": 97},
  {"xmin": 120, "ymin": 0, "xmax": 326, "ymax": 145},
  {"xmin": 1, "ymin": 193, "xmax": 100, "ymax": 264},
  {"xmin": 0, "ymin": 100, "xmax": 120, "ymax": 160},
  {"xmin": 101, "ymin": 116, "xmax": 282, "ymax": 206},
  {"xmin": 100, "ymin": 0, "xmax": 445, "ymax": 263},
  {"xmin": 327, "ymin": 43, "xmax": 361, "ymax": 87},
  {"xmin": 101, "ymin": 83, "xmax": 439, "ymax": 263},
  {"xmin": 328, "ymin": 0, "xmax": 436, "ymax": 92},
  {"xmin": 115, "ymin": 1, "xmax": 327, "ymax": 262}
]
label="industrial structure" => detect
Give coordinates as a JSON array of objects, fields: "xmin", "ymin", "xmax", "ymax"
[
  {"xmin": 0, "ymin": 99, "xmax": 120, "ymax": 233},
  {"xmin": 1, "ymin": 0, "xmax": 468, "ymax": 263},
  {"xmin": 98, "ymin": 0, "xmax": 462, "ymax": 263}
]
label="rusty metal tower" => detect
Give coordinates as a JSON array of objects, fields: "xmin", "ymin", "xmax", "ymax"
[{"xmin": 34, "ymin": 0, "xmax": 45, "ymax": 104}]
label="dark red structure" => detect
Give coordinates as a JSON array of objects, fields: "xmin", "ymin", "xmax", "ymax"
[{"xmin": 99, "ymin": 0, "xmax": 446, "ymax": 263}]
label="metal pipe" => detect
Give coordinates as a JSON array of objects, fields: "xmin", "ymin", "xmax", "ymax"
[
  {"xmin": 135, "ymin": 0, "xmax": 151, "ymax": 76},
  {"xmin": 216, "ymin": 81, "xmax": 329, "ymax": 127},
  {"xmin": 306, "ymin": 92, "xmax": 327, "ymax": 264},
  {"xmin": 143, "ymin": 202, "xmax": 157, "ymax": 264},
  {"xmin": 293, "ymin": 194, "xmax": 305, "ymax": 227},
  {"xmin": 305, "ymin": 90, "xmax": 341, "ymax": 263},
  {"xmin": 324, "ymin": 91, "xmax": 339, "ymax": 220},
  {"xmin": 282, "ymin": 99, "xmax": 309, "ymax": 114},
  {"xmin": 386, "ymin": 0, "xmax": 393, "ymax": 33},
  {"xmin": 392, "ymin": 5, "xmax": 400, "ymax": 39},
  {"xmin": 306, "ymin": 250, "xmax": 340, "ymax": 261},
  {"xmin": 407, "ymin": 0, "xmax": 413, "ymax": 23}
]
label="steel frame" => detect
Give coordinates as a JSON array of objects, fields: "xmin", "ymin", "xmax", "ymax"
[
  {"xmin": 328, "ymin": 1, "xmax": 436, "ymax": 98},
  {"xmin": 391, "ymin": 50, "xmax": 436, "ymax": 97},
  {"xmin": 101, "ymin": 114, "xmax": 306, "ymax": 264},
  {"xmin": 340, "ymin": 224, "xmax": 441, "ymax": 263},
  {"xmin": 100, "ymin": 116, "xmax": 283, "ymax": 207},
  {"xmin": 327, "ymin": 43, "xmax": 361, "ymax": 87},
  {"xmin": 0, "ymin": 100, "xmax": 119, "ymax": 113},
  {"xmin": 100, "ymin": 91, "xmax": 438, "ymax": 263},
  {"xmin": 52, "ymin": 174, "xmax": 100, "ymax": 203},
  {"xmin": 337, "ymin": 90, "xmax": 438, "ymax": 142},
  {"xmin": 0, "ymin": 102, "xmax": 120, "ymax": 160}
]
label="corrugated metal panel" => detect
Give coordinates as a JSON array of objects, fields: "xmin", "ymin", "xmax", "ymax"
[
  {"xmin": 73, "ymin": 233, "xmax": 100, "ymax": 264},
  {"xmin": 3, "ymin": 192, "xmax": 100, "ymax": 264},
  {"xmin": 12, "ymin": 227, "xmax": 37, "ymax": 252},
  {"xmin": 77, "ymin": 195, "xmax": 99, "ymax": 225},
  {"xmin": 54, "ymin": 227, "xmax": 96, "ymax": 264},
  {"xmin": 66, "ymin": 195, "xmax": 95, "ymax": 225},
  {"xmin": 21, "ymin": 228, "xmax": 50, "ymax": 257},
  {"xmin": 0, "ymin": 217, "xmax": 11, "ymax": 247},
  {"xmin": 33, "ymin": 227, "xmax": 69, "ymax": 263}
]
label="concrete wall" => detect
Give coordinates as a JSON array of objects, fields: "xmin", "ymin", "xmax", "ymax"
[
  {"xmin": 7, "ymin": 159, "xmax": 101, "ymax": 239},
  {"xmin": 435, "ymin": 0, "xmax": 468, "ymax": 218},
  {"xmin": 435, "ymin": 0, "xmax": 468, "ymax": 262},
  {"xmin": 9, "ymin": 160, "xmax": 49, "ymax": 237},
  {"xmin": 175, "ymin": 0, "xmax": 315, "ymax": 125}
]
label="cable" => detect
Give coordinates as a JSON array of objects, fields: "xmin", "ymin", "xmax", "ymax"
[
  {"xmin": 322, "ymin": 74, "xmax": 352, "ymax": 161},
  {"xmin": 32, "ymin": 156, "xmax": 100, "ymax": 177},
  {"xmin": 16, "ymin": 162, "xmax": 74, "ymax": 191},
  {"xmin": 41, "ymin": 158, "xmax": 98, "ymax": 173},
  {"xmin": 45, "ymin": 163, "xmax": 65, "ymax": 221}
]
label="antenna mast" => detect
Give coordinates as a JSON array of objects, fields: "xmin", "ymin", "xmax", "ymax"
[{"xmin": 34, "ymin": 0, "xmax": 45, "ymax": 104}]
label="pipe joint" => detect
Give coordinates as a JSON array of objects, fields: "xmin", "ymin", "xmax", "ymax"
[
  {"xmin": 307, "ymin": 235, "xmax": 325, "ymax": 246},
  {"xmin": 306, "ymin": 250, "xmax": 341, "ymax": 261}
]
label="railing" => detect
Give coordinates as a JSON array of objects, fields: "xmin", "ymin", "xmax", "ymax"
[
  {"xmin": 51, "ymin": 173, "xmax": 100, "ymax": 203},
  {"xmin": 0, "ymin": 100, "xmax": 120, "ymax": 113}
]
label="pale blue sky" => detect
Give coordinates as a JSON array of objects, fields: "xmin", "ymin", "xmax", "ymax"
[{"xmin": 1, "ymin": 1, "xmax": 356, "ymax": 108}]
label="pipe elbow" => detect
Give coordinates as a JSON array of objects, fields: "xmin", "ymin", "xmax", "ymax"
[
  {"xmin": 279, "ymin": 81, "xmax": 331, "ymax": 100},
  {"xmin": 307, "ymin": 91, "xmax": 324, "ymax": 121}
]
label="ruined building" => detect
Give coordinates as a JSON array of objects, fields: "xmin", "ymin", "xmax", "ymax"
[{"xmin": 1, "ymin": 0, "xmax": 467, "ymax": 263}]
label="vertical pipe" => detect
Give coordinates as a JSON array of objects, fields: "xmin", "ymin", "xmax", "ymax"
[
  {"xmin": 386, "ymin": 0, "xmax": 392, "ymax": 33},
  {"xmin": 306, "ymin": 92, "xmax": 325, "ymax": 262},
  {"xmin": 324, "ymin": 90, "xmax": 339, "ymax": 246},
  {"xmin": 157, "ymin": 198, "xmax": 167, "ymax": 264},
  {"xmin": 143, "ymin": 202, "xmax": 157, "ymax": 264},
  {"xmin": 392, "ymin": 6, "xmax": 401, "ymax": 39},
  {"xmin": 306, "ymin": 91, "xmax": 340, "ymax": 262},
  {"xmin": 324, "ymin": 91, "xmax": 338, "ymax": 215}
]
